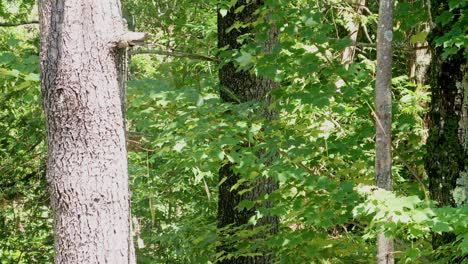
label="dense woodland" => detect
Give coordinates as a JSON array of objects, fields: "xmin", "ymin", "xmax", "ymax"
[{"xmin": 0, "ymin": 0, "xmax": 467, "ymax": 263}]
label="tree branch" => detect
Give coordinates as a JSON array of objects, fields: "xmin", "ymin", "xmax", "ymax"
[
  {"xmin": 0, "ymin": 20, "xmax": 38, "ymax": 27},
  {"xmin": 129, "ymin": 49, "xmax": 220, "ymax": 63},
  {"xmin": 116, "ymin": 32, "xmax": 150, "ymax": 48},
  {"xmin": 353, "ymin": 41, "xmax": 429, "ymax": 50}
]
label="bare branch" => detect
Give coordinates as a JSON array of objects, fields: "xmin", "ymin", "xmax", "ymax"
[
  {"xmin": 356, "ymin": 42, "xmax": 428, "ymax": 50},
  {"xmin": 0, "ymin": 20, "xmax": 39, "ymax": 27},
  {"xmin": 346, "ymin": 41, "xmax": 429, "ymax": 51},
  {"xmin": 116, "ymin": 32, "xmax": 150, "ymax": 48},
  {"xmin": 129, "ymin": 49, "xmax": 220, "ymax": 63}
]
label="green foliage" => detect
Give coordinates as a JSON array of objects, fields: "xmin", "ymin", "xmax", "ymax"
[
  {"xmin": 0, "ymin": 0, "xmax": 35, "ymax": 22},
  {"xmin": 0, "ymin": 18, "xmax": 52, "ymax": 263},
  {"xmin": 432, "ymin": 0, "xmax": 468, "ymax": 58},
  {"xmin": 123, "ymin": 1, "xmax": 436, "ymax": 261},
  {"xmin": 354, "ymin": 186, "xmax": 468, "ymax": 262},
  {"xmin": 0, "ymin": 0, "xmax": 466, "ymax": 263}
]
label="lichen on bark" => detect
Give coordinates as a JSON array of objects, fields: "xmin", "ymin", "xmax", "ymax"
[{"xmin": 425, "ymin": 0, "xmax": 467, "ymax": 251}]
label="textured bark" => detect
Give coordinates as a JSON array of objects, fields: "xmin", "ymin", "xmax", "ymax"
[
  {"xmin": 409, "ymin": 41, "xmax": 431, "ymax": 85},
  {"xmin": 341, "ymin": 0, "xmax": 366, "ymax": 68},
  {"xmin": 38, "ymin": 1, "xmax": 143, "ymax": 263},
  {"xmin": 336, "ymin": 0, "xmax": 365, "ymax": 89},
  {"xmin": 425, "ymin": 0, "xmax": 467, "ymax": 250},
  {"xmin": 217, "ymin": 1, "xmax": 278, "ymax": 263},
  {"xmin": 374, "ymin": 0, "xmax": 394, "ymax": 263}
]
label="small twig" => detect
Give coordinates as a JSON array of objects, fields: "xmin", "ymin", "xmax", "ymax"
[
  {"xmin": 426, "ymin": 0, "xmax": 434, "ymax": 29},
  {"xmin": 278, "ymin": 149, "xmax": 315, "ymax": 176},
  {"xmin": 320, "ymin": 50, "xmax": 351, "ymax": 86},
  {"xmin": 202, "ymin": 176, "xmax": 212, "ymax": 201},
  {"xmin": 395, "ymin": 156, "xmax": 430, "ymax": 201},
  {"xmin": 362, "ymin": 23, "xmax": 374, "ymax": 44},
  {"xmin": 0, "ymin": 20, "xmax": 38, "ymax": 27},
  {"xmin": 359, "ymin": 5, "xmax": 373, "ymax": 16},
  {"xmin": 394, "ymin": 238, "xmax": 433, "ymax": 264},
  {"xmin": 330, "ymin": 8, "xmax": 340, "ymax": 38},
  {"xmin": 129, "ymin": 49, "xmax": 220, "ymax": 63},
  {"xmin": 397, "ymin": 158, "xmax": 428, "ymax": 191},
  {"xmin": 365, "ymin": 100, "xmax": 387, "ymax": 137},
  {"xmin": 353, "ymin": 41, "xmax": 429, "ymax": 51},
  {"xmin": 127, "ymin": 139, "xmax": 156, "ymax": 153}
]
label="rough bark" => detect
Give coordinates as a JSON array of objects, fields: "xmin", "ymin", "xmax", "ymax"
[
  {"xmin": 217, "ymin": 1, "xmax": 278, "ymax": 263},
  {"xmin": 425, "ymin": 0, "xmax": 467, "ymax": 250},
  {"xmin": 38, "ymin": 1, "xmax": 145, "ymax": 263},
  {"xmin": 374, "ymin": 0, "xmax": 394, "ymax": 263},
  {"xmin": 409, "ymin": 41, "xmax": 431, "ymax": 85}
]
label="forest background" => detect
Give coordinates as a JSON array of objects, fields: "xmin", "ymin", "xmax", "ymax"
[{"xmin": 0, "ymin": 0, "xmax": 467, "ymax": 263}]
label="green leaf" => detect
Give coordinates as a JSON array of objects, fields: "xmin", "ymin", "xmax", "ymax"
[
  {"xmin": 217, "ymin": 150, "xmax": 225, "ymax": 160},
  {"xmin": 0, "ymin": 68, "xmax": 20, "ymax": 77},
  {"xmin": 460, "ymin": 234, "xmax": 468, "ymax": 254},
  {"xmin": 405, "ymin": 248, "xmax": 421, "ymax": 261},
  {"xmin": 234, "ymin": 5, "xmax": 245, "ymax": 14},
  {"xmin": 410, "ymin": 31, "xmax": 428, "ymax": 44},
  {"xmin": 24, "ymin": 73, "xmax": 40, "ymax": 82},
  {"xmin": 435, "ymin": 11, "xmax": 454, "ymax": 26},
  {"xmin": 235, "ymin": 51, "xmax": 253, "ymax": 68},
  {"xmin": 448, "ymin": 0, "xmax": 465, "ymax": 10},
  {"xmin": 219, "ymin": 9, "xmax": 228, "ymax": 17},
  {"xmin": 432, "ymin": 221, "xmax": 452, "ymax": 233}
]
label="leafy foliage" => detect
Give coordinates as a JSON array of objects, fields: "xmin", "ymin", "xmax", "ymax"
[
  {"xmin": 0, "ymin": 0, "xmax": 466, "ymax": 263},
  {"xmin": 0, "ymin": 18, "xmax": 52, "ymax": 263},
  {"xmin": 432, "ymin": 0, "xmax": 468, "ymax": 58}
]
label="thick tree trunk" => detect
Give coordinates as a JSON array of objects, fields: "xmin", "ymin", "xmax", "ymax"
[
  {"xmin": 426, "ymin": 0, "xmax": 467, "ymax": 250},
  {"xmin": 409, "ymin": 41, "xmax": 431, "ymax": 85},
  {"xmin": 38, "ymin": 1, "xmax": 146, "ymax": 262},
  {"xmin": 374, "ymin": 0, "xmax": 394, "ymax": 263},
  {"xmin": 217, "ymin": 1, "xmax": 278, "ymax": 263}
]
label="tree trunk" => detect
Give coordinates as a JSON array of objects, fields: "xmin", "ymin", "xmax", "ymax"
[
  {"xmin": 38, "ymin": 1, "xmax": 146, "ymax": 262},
  {"xmin": 341, "ymin": 0, "xmax": 366, "ymax": 68},
  {"xmin": 217, "ymin": 1, "xmax": 278, "ymax": 263},
  {"xmin": 374, "ymin": 0, "xmax": 394, "ymax": 263},
  {"xmin": 408, "ymin": 41, "xmax": 431, "ymax": 85},
  {"xmin": 336, "ymin": 0, "xmax": 366, "ymax": 89},
  {"xmin": 426, "ymin": 0, "xmax": 467, "ymax": 250}
]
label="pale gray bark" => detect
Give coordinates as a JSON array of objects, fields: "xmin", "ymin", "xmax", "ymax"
[
  {"xmin": 39, "ymin": 1, "xmax": 146, "ymax": 263},
  {"xmin": 409, "ymin": 24, "xmax": 431, "ymax": 85},
  {"xmin": 336, "ymin": 0, "xmax": 366, "ymax": 89},
  {"xmin": 409, "ymin": 43, "xmax": 431, "ymax": 85},
  {"xmin": 341, "ymin": 0, "xmax": 366, "ymax": 68},
  {"xmin": 374, "ymin": 0, "xmax": 394, "ymax": 263}
]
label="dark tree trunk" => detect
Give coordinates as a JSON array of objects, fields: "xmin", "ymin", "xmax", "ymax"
[
  {"xmin": 425, "ymin": 0, "xmax": 467, "ymax": 250},
  {"xmin": 217, "ymin": 1, "xmax": 278, "ymax": 263}
]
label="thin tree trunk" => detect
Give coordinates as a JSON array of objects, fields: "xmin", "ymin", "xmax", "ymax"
[
  {"xmin": 39, "ymin": 1, "xmax": 146, "ymax": 262},
  {"xmin": 217, "ymin": 1, "xmax": 278, "ymax": 263},
  {"xmin": 374, "ymin": 0, "xmax": 394, "ymax": 263},
  {"xmin": 341, "ymin": 0, "xmax": 366, "ymax": 68},
  {"xmin": 426, "ymin": 0, "xmax": 467, "ymax": 251},
  {"xmin": 336, "ymin": 0, "xmax": 366, "ymax": 89}
]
